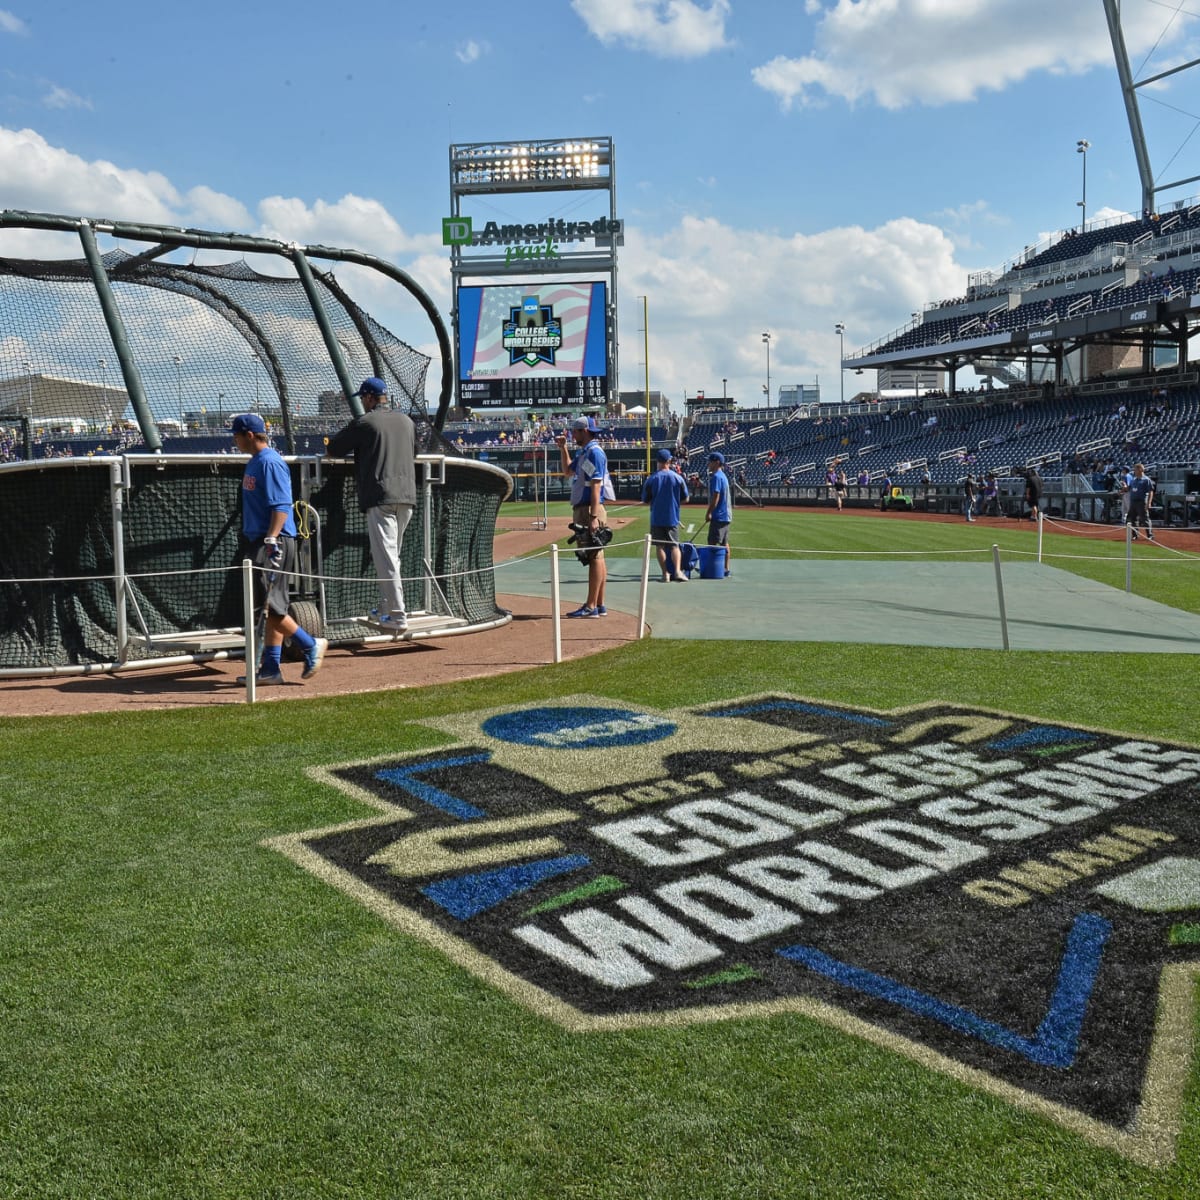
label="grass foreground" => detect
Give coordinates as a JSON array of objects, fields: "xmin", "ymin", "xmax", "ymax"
[{"xmin": 3, "ymin": 505, "xmax": 1199, "ymax": 1199}]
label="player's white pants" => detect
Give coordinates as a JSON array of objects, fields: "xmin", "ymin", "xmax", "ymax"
[{"xmin": 367, "ymin": 502, "xmax": 413, "ymax": 619}]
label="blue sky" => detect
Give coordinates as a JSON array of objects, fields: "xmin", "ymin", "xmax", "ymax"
[{"xmin": 2, "ymin": 0, "xmax": 1198, "ymax": 411}]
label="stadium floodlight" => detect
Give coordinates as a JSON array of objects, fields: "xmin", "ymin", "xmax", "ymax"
[
  {"xmin": 762, "ymin": 331, "xmax": 772, "ymax": 409},
  {"xmin": 173, "ymin": 355, "xmax": 182, "ymax": 424},
  {"xmin": 1077, "ymin": 139, "xmax": 1091, "ymax": 231},
  {"xmin": 835, "ymin": 323, "xmax": 846, "ymax": 406},
  {"xmin": 22, "ymin": 359, "xmax": 32, "ymax": 420},
  {"xmin": 450, "ymin": 137, "xmax": 612, "ymax": 192}
]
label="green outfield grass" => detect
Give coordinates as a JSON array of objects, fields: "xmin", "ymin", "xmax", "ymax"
[{"xmin": 4, "ymin": 506, "xmax": 1199, "ymax": 1198}]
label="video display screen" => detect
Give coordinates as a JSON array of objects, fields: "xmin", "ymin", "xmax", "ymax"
[{"xmin": 456, "ymin": 281, "xmax": 608, "ymax": 406}]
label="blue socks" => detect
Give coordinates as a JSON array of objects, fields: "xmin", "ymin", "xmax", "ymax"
[{"xmin": 290, "ymin": 627, "xmax": 315, "ymax": 652}]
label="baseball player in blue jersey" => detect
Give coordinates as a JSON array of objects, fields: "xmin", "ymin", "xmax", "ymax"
[
  {"xmin": 557, "ymin": 415, "xmax": 612, "ymax": 617},
  {"xmin": 642, "ymin": 448, "xmax": 690, "ymax": 581},
  {"xmin": 706, "ymin": 451, "xmax": 733, "ymax": 576},
  {"xmin": 232, "ymin": 413, "xmax": 326, "ymax": 684}
]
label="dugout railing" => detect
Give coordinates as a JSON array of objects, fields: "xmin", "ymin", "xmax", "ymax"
[{"xmin": 0, "ymin": 451, "xmax": 512, "ymax": 675}]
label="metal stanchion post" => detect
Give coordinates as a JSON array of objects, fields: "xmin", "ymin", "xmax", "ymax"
[
  {"xmin": 242, "ymin": 558, "xmax": 257, "ymax": 703},
  {"xmin": 1126, "ymin": 521, "xmax": 1133, "ymax": 592},
  {"xmin": 550, "ymin": 542, "xmax": 562, "ymax": 664},
  {"xmin": 1037, "ymin": 510, "xmax": 1044, "ymax": 563},
  {"xmin": 638, "ymin": 533, "xmax": 652, "ymax": 638}
]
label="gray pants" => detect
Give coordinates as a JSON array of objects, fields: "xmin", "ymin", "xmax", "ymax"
[{"xmin": 367, "ymin": 503, "xmax": 413, "ymax": 619}]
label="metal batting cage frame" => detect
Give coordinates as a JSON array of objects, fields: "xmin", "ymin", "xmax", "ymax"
[{"xmin": 0, "ymin": 210, "xmax": 513, "ymax": 676}]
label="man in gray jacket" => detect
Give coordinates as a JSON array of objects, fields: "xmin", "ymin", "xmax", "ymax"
[{"xmin": 327, "ymin": 377, "xmax": 417, "ymax": 632}]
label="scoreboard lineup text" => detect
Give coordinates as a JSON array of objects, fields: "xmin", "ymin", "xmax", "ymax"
[{"xmin": 460, "ymin": 375, "xmax": 608, "ymax": 406}]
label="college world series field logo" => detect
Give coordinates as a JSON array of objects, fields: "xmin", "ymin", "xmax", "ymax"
[{"xmin": 265, "ymin": 694, "xmax": 1200, "ymax": 1165}]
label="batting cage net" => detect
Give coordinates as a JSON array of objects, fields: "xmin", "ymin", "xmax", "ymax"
[
  {"xmin": 0, "ymin": 252, "xmax": 436, "ymax": 449},
  {"xmin": 0, "ymin": 453, "xmax": 511, "ymax": 671},
  {"xmin": 0, "ymin": 211, "xmax": 511, "ymax": 673}
]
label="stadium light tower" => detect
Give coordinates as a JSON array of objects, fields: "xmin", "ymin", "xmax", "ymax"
[
  {"xmin": 762, "ymin": 331, "xmax": 771, "ymax": 408},
  {"xmin": 173, "ymin": 355, "xmax": 182, "ymax": 424},
  {"xmin": 1077, "ymin": 139, "xmax": 1090, "ymax": 231},
  {"xmin": 835, "ymin": 323, "xmax": 846, "ymax": 406},
  {"xmin": 22, "ymin": 359, "xmax": 32, "ymax": 420}
]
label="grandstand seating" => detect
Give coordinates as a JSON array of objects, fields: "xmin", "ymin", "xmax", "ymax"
[
  {"xmin": 1014, "ymin": 206, "xmax": 1200, "ymax": 274},
  {"xmin": 680, "ymin": 385, "xmax": 1200, "ymax": 490}
]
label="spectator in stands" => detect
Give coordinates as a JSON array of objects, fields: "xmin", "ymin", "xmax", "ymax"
[
  {"xmin": 1126, "ymin": 463, "xmax": 1155, "ymax": 541},
  {"xmin": 642, "ymin": 448, "xmax": 690, "ymax": 582}
]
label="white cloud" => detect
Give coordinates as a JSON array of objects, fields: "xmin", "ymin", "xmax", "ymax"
[
  {"xmin": 183, "ymin": 185, "xmax": 253, "ymax": 231},
  {"xmin": 753, "ymin": 0, "xmax": 1199, "ymax": 110},
  {"xmin": 0, "ymin": 9, "xmax": 28, "ymax": 35},
  {"xmin": 617, "ymin": 213, "xmax": 968, "ymax": 405},
  {"xmin": 254, "ymin": 193, "xmax": 440, "ymax": 262},
  {"xmin": 42, "ymin": 84, "xmax": 92, "ymax": 111},
  {"xmin": 0, "ymin": 126, "xmax": 181, "ymax": 224},
  {"xmin": 455, "ymin": 39, "xmax": 489, "ymax": 64},
  {"xmin": 572, "ymin": 0, "xmax": 730, "ymax": 58}
]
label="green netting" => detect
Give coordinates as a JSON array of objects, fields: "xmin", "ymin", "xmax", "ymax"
[
  {"xmin": 0, "ymin": 461, "xmax": 119, "ymax": 666},
  {"xmin": 0, "ymin": 250, "xmax": 436, "ymax": 448},
  {"xmin": 0, "ymin": 455, "xmax": 510, "ymax": 671}
]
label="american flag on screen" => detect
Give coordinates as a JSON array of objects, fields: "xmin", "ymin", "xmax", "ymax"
[{"xmin": 463, "ymin": 283, "xmax": 600, "ymax": 379}]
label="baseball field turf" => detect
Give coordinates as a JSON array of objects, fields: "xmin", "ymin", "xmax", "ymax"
[{"xmin": 3, "ymin": 506, "xmax": 1198, "ymax": 1199}]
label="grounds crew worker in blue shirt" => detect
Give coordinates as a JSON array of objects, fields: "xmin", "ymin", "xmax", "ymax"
[
  {"xmin": 642, "ymin": 447, "xmax": 690, "ymax": 582},
  {"xmin": 706, "ymin": 451, "xmax": 733, "ymax": 576},
  {"xmin": 231, "ymin": 413, "xmax": 325, "ymax": 685}
]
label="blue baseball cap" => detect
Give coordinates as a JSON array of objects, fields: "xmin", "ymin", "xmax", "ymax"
[
  {"xmin": 230, "ymin": 413, "xmax": 266, "ymax": 435},
  {"xmin": 656, "ymin": 448, "xmax": 672, "ymax": 462},
  {"xmin": 708, "ymin": 451, "xmax": 725, "ymax": 465},
  {"xmin": 354, "ymin": 376, "xmax": 388, "ymax": 397},
  {"xmin": 571, "ymin": 415, "xmax": 598, "ymax": 433}
]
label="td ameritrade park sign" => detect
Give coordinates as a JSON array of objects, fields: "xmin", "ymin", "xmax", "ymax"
[
  {"xmin": 266, "ymin": 695, "xmax": 1200, "ymax": 1166},
  {"xmin": 443, "ymin": 215, "xmax": 622, "ymax": 267}
]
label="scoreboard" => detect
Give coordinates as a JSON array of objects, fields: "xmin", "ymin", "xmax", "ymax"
[
  {"xmin": 456, "ymin": 281, "xmax": 608, "ymax": 408},
  {"xmin": 460, "ymin": 374, "xmax": 607, "ymax": 406}
]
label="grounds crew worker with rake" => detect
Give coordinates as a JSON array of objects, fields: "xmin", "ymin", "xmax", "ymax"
[{"xmin": 231, "ymin": 413, "xmax": 326, "ymax": 686}]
